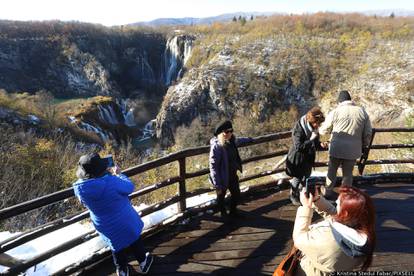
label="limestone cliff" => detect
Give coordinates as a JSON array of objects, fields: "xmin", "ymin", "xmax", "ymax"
[{"xmin": 156, "ymin": 22, "xmax": 414, "ymax": 146}]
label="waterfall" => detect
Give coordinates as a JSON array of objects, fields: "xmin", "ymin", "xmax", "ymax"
[
  {"xmin": 164, "ymin": 36, "xmax": 179, "ymax": 85},
  {"xmin": 183, "ymin": 41, "xmax": 193, "ymax": 65},
  {"xmin": 164, "ymin": 35, "xmax": 194, "ymax": 86},
  {"xmin": 142, "ymin": 119, "xmax": 156, "ymax": 138},
  {"xmin": 124, "ymin": 108, "xmax": 136, "ymax": 127},
  {"xmin": 79, "ymin": 122, "xmax": 110, "ymax": 141},
  {"xmin": 98, "ymin": 105, "xmax": 119, "ymax": 125},
  {"xmin": 140, "ymin": 52, "xmax": 156, "ymax": 83}
]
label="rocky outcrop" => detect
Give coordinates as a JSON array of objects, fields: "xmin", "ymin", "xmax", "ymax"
[
  {"xmin": 68, "ymin": 98, "xmax": 143, "ymax": 143},
  {"xmin": 320, "ymin": 40, "xmax": 414, "ymax": 126},
  {"xmin": 0, "ymin": 107, "xmax": 41, "ymax": 128},
  {"xmin": 156, "ymin": 39, "xmax": 316, "ymax": 146},
  {"xmin": 156, "ymin": 35, "xmax": 414, "ymax": 147},
  {"xmin": 0, "ymin": 22, "xmax": 197, "ymax": 145},
  {"xmin": 0, "ymin": 22, "xmax": 167, "ymax": 99}
]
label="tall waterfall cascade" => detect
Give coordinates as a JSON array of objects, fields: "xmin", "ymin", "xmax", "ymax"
[
  {"xmin": 164, "ymin": 35, "xmax": 195, "ymax": 86},
  {"xmin": 98, "ymin": 105, "xmax": 119, "ymax": 125},
  {"xmin": 139, "ymin": 51, "xmax": 156, "ymax": 83},
  {"xmin": 124, "ymin": 108, "xmax": 136, "ymax": 127}
]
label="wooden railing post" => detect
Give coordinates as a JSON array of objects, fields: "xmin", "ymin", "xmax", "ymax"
[{"xmin": 178, "ymin": 158, "xmax": 187, "ymax": 212}]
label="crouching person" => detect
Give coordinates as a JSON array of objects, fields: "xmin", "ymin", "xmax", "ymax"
[
  {"xmin": 73, "ymin": 153, "xmax": 153, "ymax": 275},
  {"xmin": 292, "ymin": 186, "xmax": 376, "ymax": 275}
]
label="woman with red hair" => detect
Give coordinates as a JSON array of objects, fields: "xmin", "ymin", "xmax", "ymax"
[{"xmin": 292, "ymin": 186, "xmax": 376, "ymax": 275}]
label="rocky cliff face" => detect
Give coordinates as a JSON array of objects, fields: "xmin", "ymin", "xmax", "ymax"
[
  {"xmin": 156, "ymin": 39, "xmax": 317, "ymax": 146},
  {"xmin": 0, "ymin": 22, "xmax": 177, "ymax": 100},
  {"xmin": 156, "ymin": 33, "xmax": 414, "ymax": 146},
  {"xmin": 0, "ymin": 22, "xmax": 195, "ymax": 143},
  {"xmin": 0, "ymin": 34, "xmax": 166, "ymax": 98},
  {"xmin": 321, "ymin": 40, "xmax": 414, "ymax": 126},
  {"xmin": 68, "ymin": 97, "xmax": 142, "ymax": 143}
]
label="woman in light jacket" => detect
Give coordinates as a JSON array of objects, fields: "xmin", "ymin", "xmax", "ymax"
[
  {"xmin": 293, "ymin": 186, "xmax": 376, "ymax": 275},
  {"xmin": 209, "ymin": 120, "xmax": 252, "ymax": 218}
]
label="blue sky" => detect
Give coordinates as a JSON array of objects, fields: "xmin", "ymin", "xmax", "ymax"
[{"xmin": 1, "ymin": 0, "xmax": 413, "ymax": 26}]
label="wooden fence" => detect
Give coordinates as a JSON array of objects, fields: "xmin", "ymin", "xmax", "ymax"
[{"xmin": 0, "ymin": 128, "xmax": 413, "ymax": 275}]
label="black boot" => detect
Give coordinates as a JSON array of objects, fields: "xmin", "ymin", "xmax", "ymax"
[
  {"xmin": 220, "ymin": 208, "xmax": 229, "ymax": 218},
  {"xmin": 289, "ymin": 188, "xmax": 301, "ymax": 206}
]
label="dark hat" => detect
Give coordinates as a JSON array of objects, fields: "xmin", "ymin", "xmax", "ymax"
[
  {"xmin": 76, "ymin": 153, "xmax": 108, "ymax": 179},
  {"xmin": 337, "ymin": 90, "xmax": 352, "ymax": 103},
  {"xmin": 214, "ymin": 120, "xmax": 233, "ymax": 136}
]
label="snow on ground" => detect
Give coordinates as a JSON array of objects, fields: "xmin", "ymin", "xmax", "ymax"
[{"xmin": 0, "ymin": 193, "xmax": 216, "ymax": 275}]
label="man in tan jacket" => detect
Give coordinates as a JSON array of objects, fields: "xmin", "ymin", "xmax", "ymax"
[{"xmin": 319, "ymin": 90, "xmax": 372, "ymax": 195}]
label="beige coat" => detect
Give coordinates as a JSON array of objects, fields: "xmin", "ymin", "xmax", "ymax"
[
  {"xmin": 319, "ymin": 101, "xmax": 372, "ymax": 160},
  {"xmin": 293, "ymin": 198, "xmax": 366, "ymax": 275}
]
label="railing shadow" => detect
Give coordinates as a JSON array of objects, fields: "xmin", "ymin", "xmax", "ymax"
[
  {"xmin": 133, "ymin": 192, "xmax": 292, "ymax": 275},
  {"xmin": 360, "ymin": 183, "xmax": 414, "ymax": 254}
]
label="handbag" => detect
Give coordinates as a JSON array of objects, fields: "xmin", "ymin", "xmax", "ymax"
[{"xmin": 273, "ymin": 246, "xmax": 301, "ymax": 276}]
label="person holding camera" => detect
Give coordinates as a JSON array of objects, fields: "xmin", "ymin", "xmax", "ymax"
[
  {"xmin": 209, "ymin": 120, "xmax": 253, "ymax": 218},
  {"xmin": 292, "ymin": 186, "xmax": 376, "ymax": 275},
  {"xmin": 73, "ymin": 153, "xmax": 153, "ymax": 275},
  {"xmin": 285, "ymin": 107, "xmax": 328, "ymax": 205}
]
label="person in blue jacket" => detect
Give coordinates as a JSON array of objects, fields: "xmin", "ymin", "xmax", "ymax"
[
  {"xmin": 73, "ymin": 153, "xmax": 153, "ymax": 275},
  {"xmin": 209, "ymin": 120, "xmax": 253, "ymax": 218}
]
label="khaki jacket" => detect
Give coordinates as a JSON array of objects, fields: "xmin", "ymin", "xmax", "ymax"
[
  {"xmin": 320, "ymin": 101, "xmax": 372, "ymax": 160},
  {"xmin": 293, "ymin": 198, "xmax": 366, "ymax": 275}
]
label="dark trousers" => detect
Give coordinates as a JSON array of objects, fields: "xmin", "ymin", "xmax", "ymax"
[
  {"xmin": 290, "ymin": 176, "xmax": 306, "ymax": 199},
  {"xmin": 216, "ymin": 172, "xmax": 240, "ymax": 214},
  {"xmin": 112, "ymin": 237, "xmax": 146, "ymax": 271}
]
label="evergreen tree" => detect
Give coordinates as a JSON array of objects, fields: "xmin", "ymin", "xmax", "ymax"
[
  {"xmin": 232, "ymin": 16, "xmax": 237, "ymax": 22},
  {"xmin": 240, "ymin": 17, "xmax": 247, "ymax": 26}
]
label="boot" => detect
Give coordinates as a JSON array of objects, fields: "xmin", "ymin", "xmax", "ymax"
[{"xmin": 289, "ymin": 188, "xmax": 301, "ymax": 206}]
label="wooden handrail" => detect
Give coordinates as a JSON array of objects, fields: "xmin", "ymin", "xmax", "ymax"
[
  {"xmin": 0, "ymin": 127, "xmax": 413, "ymax": 275},
  {"xmin": 0, "ymin": 188, "xmax": 74, "ymax": 221}
]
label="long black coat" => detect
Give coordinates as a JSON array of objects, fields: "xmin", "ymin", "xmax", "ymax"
[{"xmin": 286, "ymin": 117, "xmax": 322, "ymax": 178}]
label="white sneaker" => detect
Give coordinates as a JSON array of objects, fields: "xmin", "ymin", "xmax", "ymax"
[{"xmin": 136, "ymin": 252, "xmax": 153, "ymax": 274}]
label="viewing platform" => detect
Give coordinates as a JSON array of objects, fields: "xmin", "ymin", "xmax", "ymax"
[
  {"xmin": 0, "ymin": 128, "xmax": 412, "ymax": 275},
  {"xmin": 86, "ymin": 181, "xmax": 414, "ymax": 275}
]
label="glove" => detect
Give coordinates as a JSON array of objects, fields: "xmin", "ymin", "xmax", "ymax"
[{"xmin": 310, "ymin": 131, "xmax": 318, "ymax": 141}]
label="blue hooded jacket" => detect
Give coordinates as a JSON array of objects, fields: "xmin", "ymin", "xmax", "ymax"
[{"xmin": 73, "ymin": 173, "xmax": 144, "ymax": 252}]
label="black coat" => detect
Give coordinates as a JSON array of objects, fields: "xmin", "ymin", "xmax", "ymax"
[{"xmin": 285, "ymin": 117, "xmax": 322, "ymax": 178}]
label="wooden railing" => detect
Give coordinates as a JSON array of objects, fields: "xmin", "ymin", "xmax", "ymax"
[{"xmin": 0, "ymin": 128, "xmax": 413, "ymax": 275}]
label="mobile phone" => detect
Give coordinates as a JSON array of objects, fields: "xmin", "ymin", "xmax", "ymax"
[
  {"xmin": 305, "ymin": 178, "xmax": 316, "ymax": 197},
  {"xmin": 103, "ymin": 155, "xmax": 114, "ymax": 168}
]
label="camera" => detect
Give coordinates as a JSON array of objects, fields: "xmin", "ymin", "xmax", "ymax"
[
  {"xmin": 305, "ymin": 178, "xmax": 316, "ymax": 197},
  {"xmin": 103, "ymin": 155, "xmax": 114, "ymax": 168}
]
